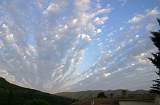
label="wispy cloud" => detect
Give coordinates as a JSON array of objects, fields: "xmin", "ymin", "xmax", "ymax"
[{"xmin": 0, "ymin": 0, "xmax": 159, "ymax": 93}]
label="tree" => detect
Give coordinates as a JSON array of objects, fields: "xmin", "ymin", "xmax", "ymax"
[
  {"xmin": 121, "ymin": 90, "xmax": 127, "ymax": 98},
  {"xmin": 149, "ymin": 18, "xmax": 160, "ymax": 95},
  {"xmin": 110, "ymin": 93, "xmax": 114, "ymax": 98},
  {"xmin": 25, "ymin": 99, "xmax": 50, "ymax": 105},
  {"xmin": 97, "ymin": 92, "xmax": 107, "ymax": 98},
  {"xmin": 7, "ymin": 88, "xmax": 13, "ymax": 105}
]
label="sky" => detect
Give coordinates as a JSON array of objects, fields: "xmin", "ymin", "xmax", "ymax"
[{"xmin": 0, "ymin": 0, "xmax": 160, "ymax": 93}]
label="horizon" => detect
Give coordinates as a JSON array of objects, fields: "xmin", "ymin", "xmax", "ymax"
[
  {"xmin": 0, "ymin": 0, "xmax": 160, "ymax": 94},
  {"xmin": 0, "ymin": 77, "xmax": 152, "ymax": 94}
]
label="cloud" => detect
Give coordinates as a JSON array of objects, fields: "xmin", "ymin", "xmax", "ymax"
[
  {"xmin": 0, "ymin": 0, "xmax": 156, "ymax": 93},
  {"xmin": 79, "ymin": 34, "xmax": 92, "ymax": 43},
  {"xmin": 96, "ymin": 29, "xmax": 102, "ymax": 33},
  {"xmin": 134, "ymin": 52, "xmax": 151, "ymax": 64},
  {"xmin": 96, "ymin": 8, "xmax": 112, "ymax": 14},
  {"xmin": 2, "ymin": 24, "xmax": 8, "ymax": 29},
  {"xmin": 146, "ymin": 8, "xmax": 160, "ymax": 16},
  {"xmin": 128, "ymin": 8, "xmax": 160, "ymax": 24},
  {"xmin": 91, "ymin": 8, "xmax": 112, "ymax": 17},
  {"xmin": 43, "ymin": 0, "xmax": 68, "ymax": 15},
  {"xmin": 128, "ymin": 15, "xmax": 144, "ymax": 24},
  {"xmin": 94, "ymin": 16, "xmax": 109, "ymax": 25},
  {"xmin": 104, "ymin": 72, "xmax": 111, "ymax": 77},
  {"xmin": 43, "ymin": 3, "xmax": 59, "ymax": 14},
  {"xmin": 72, "ymin": 7, "xmax": 159, "ymax": 91},
  {"xmin": 0, "ymin": 0, "xmax": 112, "ymax": 93},
  {"xmin": 91, "ymin": 7, "xmax": 112, "ymax": 25},
  {"xmin": 75, "ymin": 0, "xmax": 90, "ymax": 12}
]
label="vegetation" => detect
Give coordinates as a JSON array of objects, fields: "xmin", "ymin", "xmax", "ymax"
[
  {"xmin": 149, "ymin": 18, "xmax": 160, "ymax": 95},
  {"xmin": 97, "ymin": 92, "xmax": 107, "ymax": 98},
  {"xmin": 57, "ymin": 90, "xmax": 154, "ymax": 100},
  {"xmin": 25, "ymin": 99, "xmax": 50, "ymax": 105},
  {"xmin": 0, "ymin": 77, "xmax": 155, "ymax": 105},
  {"xmin": 121, "ymin": 90, "xmax": 127, "ymax": 98},
  {"xmin": 0, "ymin": 77, "xmax": 74, "ymax": 105}
]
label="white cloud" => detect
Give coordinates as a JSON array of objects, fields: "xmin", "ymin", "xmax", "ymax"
[
  {"xmin": 5, "ymin": 33, "xmax": 14, "ymax": 42},
  {"xmin": 79, "ymin": 34, "xmax": 92, "ymax": 42},
  {"xmin": 43, "ymin": 1, "xmax": 68, "ymax": 15},
  {"xmin": 128, "ymin": 8, "xmax": 160, "ymax": 24},
  {"xmin": 47, "ymin": 3, "xmax": 59, "ymax": 12},
  {"xmin": 146, "ymin": 8, "xmax": 160, "ymax": 16},
  {"xmin": 97, "ymin": 8, "xmax": 111, "ymax": 14},
  {"xmin": 96, "ymin": 28, "xmax": 102, "ymax": 33},
  {"xmin": 72, "ymin": 18, "xmax": 78, "ymax": 24},
  {"xmin": 43, "ymin": 3, "xmax": 59, "ymax": 14},
  {"xmin": 134, "ymin": 52, "xmax": 152, "ymax": 64},
  {"xmin": 94, "ymin": 16, "xmax": 109, "ymax": 25},
  {"xmin": 76, "ymin": 49, "xmax": 85, "ymax": 65},
  {"xmin": 0, "ymin": 0, "xmax": 112, "ymax": 93},
  {"xmin": 75, "ymin": 0, "xmax": 90, "ymax": 12},
  {"xmin": 104, "ymin": 72, "xmax": 111, "ymax": 77},
  {"xmin": 119, "ymin": 27, "xmax": 124, "ymax": 31},
  {"xmin": 128, "ymin": 15, "xmax": 144, "ymax": 24},
  {"xmin": 78, "ymin": 13, "xmax": 90, "ymax": 25},
  {"xmin": 2, "ymin": 23, "xmax": 8, "ymax": 29},
  {"xmin": 91, "ymin": 8, "xmax": 112, "ymax": 17}
]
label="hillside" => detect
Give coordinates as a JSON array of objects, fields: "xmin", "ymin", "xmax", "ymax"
[
  {"xmin": 0, "ymin": 77, "xmax": 156, "ymax": 105},
  {"xmin": 56, "ymin": 90, "xmax": 101, "ymax": 100},
  {"xmin": 57, "ymin": 90, "xmax": 155, "ymax": 105},
  {"xmin": 56, "ymin": 89, "xmax": 155, "ymax": 100},
  {"xmin": 0, "ymin": 77, "xmax": 75, "ymax": 105}
]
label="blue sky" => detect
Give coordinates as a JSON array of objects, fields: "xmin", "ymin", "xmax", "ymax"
[{"xmin": 0, "ymin": 0, "xmax": 160, "ymax": 93}]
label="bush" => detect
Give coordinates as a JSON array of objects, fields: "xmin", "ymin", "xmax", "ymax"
[
  {"xmin": 25, "ymin": 99, "xmax": 50, "ymax": 105},
  {"xmin": 97, "ymin": 92, "xmax": 107, "ymax": 98}
]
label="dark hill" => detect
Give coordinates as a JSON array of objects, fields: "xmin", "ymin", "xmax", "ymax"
[
  {"xmin": 0, "ymin": 77, "xmax": 75, "ymax": 105},
  {"xmin": 56, "ymin": 89, "xmax": 155, "ymax": 100},
  {"xmin": 57, "ymin": 90, "xmax": 155, "ymax": 105}
]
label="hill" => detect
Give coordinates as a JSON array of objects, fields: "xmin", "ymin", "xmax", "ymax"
[
  {"xmin": 0, "ymin": 77, "xmax": 75, "ymax": 105},
  {"xmin": 56, "ymin": 90, "xmax": 101, "ymax": 100},
  {"xmin": 56, "ymin": 90, "xmax": 155, "ymax": 105},
  {"xmin": 56, "ymin": 89, "xmax": 155, "ymax": 100}
]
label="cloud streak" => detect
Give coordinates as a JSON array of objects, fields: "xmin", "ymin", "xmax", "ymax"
[{"xmin": 0, "ymin": 0, "xmax": 159, "ymax": 93}]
